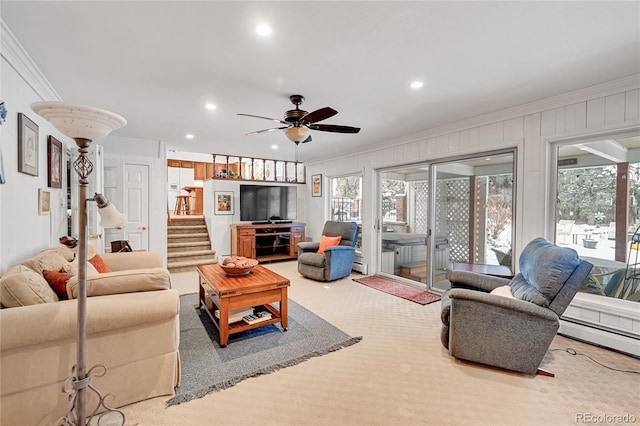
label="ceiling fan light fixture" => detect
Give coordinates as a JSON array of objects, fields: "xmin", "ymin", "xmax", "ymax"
[{"xmin": 284, "ymin": 126, "xmax": 309, "ymax": 143}]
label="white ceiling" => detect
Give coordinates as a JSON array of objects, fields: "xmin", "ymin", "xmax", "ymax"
[{"xmin": 2, "ymin": 1, "xmax": 639, "ymax": 163}]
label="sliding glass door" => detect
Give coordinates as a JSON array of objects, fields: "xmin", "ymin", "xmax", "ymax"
[
  {"xmin": 430, "ymin": 151, "xmax": 515, "ymax": 291},
  {"xmin": 375, "ymin": 152, "xmax": 515, "ymax": 292},
  {"xmin": 378, "ymin": 165, "xmax": 429, "ymax": 288}
]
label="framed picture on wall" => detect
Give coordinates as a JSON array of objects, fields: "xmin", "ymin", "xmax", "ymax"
[
  {"xmin": 214, "ymin": 191, "xmax": 234, "ymax": 215},
  {"xmin": 38, "ymin": 188, "xmax": 51, "ymax": 215},
  {"xmin": 47, "ymin": 136, "xmax": 63, "ymax": 188},
  {"xmin": 18, "ymin": 113, "xmax": 39, "ymax": 176},
  {"xmin": 311, "ymin": 174, "xmax": 322, "ymax": 197}
]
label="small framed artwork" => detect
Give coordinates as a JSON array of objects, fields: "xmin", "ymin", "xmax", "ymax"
[
  {"xmin": 47, "ymin": 136, "xmax": 63, "ymax": 188},
  {"xmin": 18, "ymin": 113, "xmax": 39, "ymax": 176},
  {"xmin": 214, "ymin": 191, "xmax": 234, "ymax": 215},
  {"xmin": 38, "ymin": 188, "xmax": 51, "ymax": 215},
  {"xmin": 311, "ymin": 174, "xmax": 322, "ymax": 197}
]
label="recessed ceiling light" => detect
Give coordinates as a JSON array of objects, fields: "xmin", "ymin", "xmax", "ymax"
[
  {"xmin": 271, "ymin": 144, "xmax": 278, "ymax": 150},
  {"xmin": 186, "ymin": 134, "xmax": 194, "ymax": 139},
  {"xmin": 205, "ymin": 103, "xmax": 216, "ymax": 110},
  {"xmin": 256, "ymin": 24, "xmax": 272, "ymax": 37},
  {"xmin": 410, "ymin": 81, "xmax": 424, "ymax": 89}
]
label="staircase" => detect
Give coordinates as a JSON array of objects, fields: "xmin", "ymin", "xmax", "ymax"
[{"xmin": 167, "ymin": 215, "xmax": 217, "ymax": 273}]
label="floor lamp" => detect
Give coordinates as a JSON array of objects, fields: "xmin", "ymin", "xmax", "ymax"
[{"xmin": 31, "ymin": 101, "xmax": 127, "ymax": 425}]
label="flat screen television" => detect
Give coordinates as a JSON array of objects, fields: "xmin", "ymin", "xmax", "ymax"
[{"xmin": 240, "ymin": 184, "xmax": 297, "ymax": 223}]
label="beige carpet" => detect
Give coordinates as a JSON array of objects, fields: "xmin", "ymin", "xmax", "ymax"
[{"xmin": 120, "ymin": 261, "xmax": 640, "ymax": 425}]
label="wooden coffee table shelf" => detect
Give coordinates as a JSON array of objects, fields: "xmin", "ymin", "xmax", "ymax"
[{"xmin": 197, "ymin": 263, "xmax": 290, "ymax": 347}]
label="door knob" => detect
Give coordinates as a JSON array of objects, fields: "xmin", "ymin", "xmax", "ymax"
[{"xmin": 139, "ymin": 226, "xmax": 148, "ymax": 231}]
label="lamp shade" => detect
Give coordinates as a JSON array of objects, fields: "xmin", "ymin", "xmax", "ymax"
[
  {"xmin": 31, "ymin": 101, "xmax": 126, "ymax": 141},
  {"xmin": 284, "ymin": 126, "xmax": 309, "ymax": 143},
  {"xmin": 98, "ymin": 203, "xmax": 126, "ymax": 229}
]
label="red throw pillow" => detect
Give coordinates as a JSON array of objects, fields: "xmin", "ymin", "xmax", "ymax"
[
  {"xmin": 43, "ymin": 270, "xmax": 73, "ymax": 300},
  {"xmin": 88, "ymin": 254, "xmax": 112, "ymax": 273},
  {"xmin": 317, "ymin": 235, "xmax": 342, "ymax": 255}
]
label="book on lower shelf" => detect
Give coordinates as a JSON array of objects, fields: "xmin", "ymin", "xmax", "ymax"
[
  {"xmin": 215, "ymin": 306, "xmax": 255, "ymax": 324},
  {"xmin": 242, "ymin": 310, "xmax": 273, "ymax": 325}
]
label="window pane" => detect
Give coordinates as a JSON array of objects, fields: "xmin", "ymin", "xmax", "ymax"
[{"xmin": 330, "ymin": 175, "xmax": 362, "ymax": 249}]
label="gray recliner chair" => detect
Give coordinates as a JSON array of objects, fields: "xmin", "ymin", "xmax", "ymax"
[
  {"xmin": 297, "ymin": 221, "xmax": 359, "ymax": 282},
  {"xmin": 440, "ymin": 237, "xmax": 593, "ymax": 375}
]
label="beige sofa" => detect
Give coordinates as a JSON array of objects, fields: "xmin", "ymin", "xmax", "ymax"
[{"xmin": 0, "ymin": 247, "xmax": 180, "ymax": 425}]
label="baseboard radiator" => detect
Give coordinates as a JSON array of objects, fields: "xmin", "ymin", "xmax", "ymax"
[{"xmin": 352, "ymin": 261, "xmax": 368, "ymax": 274}]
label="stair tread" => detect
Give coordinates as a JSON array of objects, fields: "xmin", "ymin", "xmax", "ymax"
[
  {"xmin": 168, "ymin": 258, "xmax": 217, "ymax": 268},
  {"xmin": 168, "ymin": 241, "xmax": 210, "ymax": 247},
  {"xmin": 168, "ymin": 232, "xmax": 209, "ymax": 238},
  {"xmin": 168, "ymin": 225, "xmax": 207, "ymax": 230},
  {"xmin": 168, "ymin": 250, "xmax": 216, "ymax": 258}
]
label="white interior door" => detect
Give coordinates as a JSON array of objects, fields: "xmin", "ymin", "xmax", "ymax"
[
  {"xmin": 103, "ymin": 164, "xmax": 124, "ymax": 250},
  {"xmin": 123, "ymin": 164, "xmax": 150, "ymax": 251}
]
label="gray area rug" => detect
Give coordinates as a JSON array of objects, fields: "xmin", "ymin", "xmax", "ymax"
[{"xmin": 167, "ymin": 293, "xmax": 362, "ymax": 405}]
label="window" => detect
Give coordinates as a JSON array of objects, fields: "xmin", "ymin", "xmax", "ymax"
[
  {"xmin": 554, "ymin": 140, "xmax": 640, "ymax": 302},
  {"xmin": 330, "ymin": 174, "xmax": 362, "ymax": 249}
]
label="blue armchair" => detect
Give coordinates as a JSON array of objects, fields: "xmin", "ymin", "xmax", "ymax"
[
  {"xmin": 297, "ymin": 221, "xmax": 359, "ymax": 282},
  {"xmin": 440, "ymin": 238, "xmax": 593, "ymax": 375}
]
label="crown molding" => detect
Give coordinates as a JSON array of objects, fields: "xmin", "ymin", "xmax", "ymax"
[
  {"xmin": 307, "ymin": 74, "xmax": 640, "ymax": 166},
  {"xmin": 1, "ymin": 19, "xmax": 62, "ymax": 102}
]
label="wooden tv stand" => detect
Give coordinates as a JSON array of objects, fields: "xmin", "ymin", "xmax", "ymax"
[{"xmin": 230, "ymin": 223, "xmax": 306, "ymax": 262}]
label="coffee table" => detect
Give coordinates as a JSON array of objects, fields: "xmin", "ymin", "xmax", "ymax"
[{"xmin": 197, "ymin": 263, "xmax": 290, "ymax": 347}]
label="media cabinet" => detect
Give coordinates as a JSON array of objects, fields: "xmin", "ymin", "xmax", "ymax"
[{"xmin": 230, "ymin": 223, "xmax": 306, "ymax": 262}]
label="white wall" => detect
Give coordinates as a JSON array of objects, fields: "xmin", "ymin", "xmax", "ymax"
[{"xmin": 0, "ymin": 24, "xmax": 73, "ymax": 272}]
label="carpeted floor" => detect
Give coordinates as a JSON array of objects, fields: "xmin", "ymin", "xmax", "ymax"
[
  {"xmin": 120, "ymin": 264, "xmax": 640, "ymax": 426},
  {"xmin": 168, "ymin": 293, "xmax": 362, "ymax": 405},
  {"xmin": 353, "ymin": 276, "xmax": 441, "ymax": 305}
]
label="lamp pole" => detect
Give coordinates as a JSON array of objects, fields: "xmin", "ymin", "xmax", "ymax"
[{"xmin": 73, "ymin": 137, "xmax": 93, "ymax": 426}]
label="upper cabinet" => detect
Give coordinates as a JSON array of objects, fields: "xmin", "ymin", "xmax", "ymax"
[{"xmin": 194, "ymin": 162, "xmax": 206, "ymax": 180}]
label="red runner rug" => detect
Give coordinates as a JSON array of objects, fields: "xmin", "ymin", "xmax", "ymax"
[{"xmin": 352, "ymin": 276, "xmax": 441, "ymax": 305}]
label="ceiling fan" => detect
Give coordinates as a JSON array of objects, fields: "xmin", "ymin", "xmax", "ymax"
[{"xmin": 237, "ymin": 95, "xmax": 360, "ymax": 144}]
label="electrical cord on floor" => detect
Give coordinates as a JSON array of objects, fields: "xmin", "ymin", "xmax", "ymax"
[{"xmin": 550, "ymin": 347, "xmax": 640, "ymax": 374}]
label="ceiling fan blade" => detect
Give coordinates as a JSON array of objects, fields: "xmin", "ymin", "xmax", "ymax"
[
  {"xmin": 301, "ymin": 135, "xmax": 312, "ymax": 143},
  {"xmin": 308, "ymin": 124, "xmax": 360, "ymax": 134},
  {"xmin": 245, "ymin": 126, "xmax": 290, "ymax": 136},
  {"xmin": 237, "ymin": 113, "xmax": 289, "ymax": 126},
  {"xmin": 301, "ymin": 107, "xmax": 337, "ymax": 124}
]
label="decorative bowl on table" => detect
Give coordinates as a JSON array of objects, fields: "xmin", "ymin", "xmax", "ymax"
[{"xmin": 219, "ymin": 256, "xmax": 258, "ymax": 276}]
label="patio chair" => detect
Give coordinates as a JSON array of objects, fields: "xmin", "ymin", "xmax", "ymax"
[
  {"xmin": 491, "ymin": 248, "xmax": 512, "ymax": 267},
  {"xmin": 556, "ymin": 220, "xmax": 575, "ymax": 244}
]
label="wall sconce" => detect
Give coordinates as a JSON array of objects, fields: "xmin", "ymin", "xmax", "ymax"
[{"xmin": 31, "ymin": 101, "xmax": 126, "ymax": 425}]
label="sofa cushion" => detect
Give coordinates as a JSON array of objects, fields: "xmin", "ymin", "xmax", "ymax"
[
  {"xmin": 509, "ymin": 273, "xmax": 549, "ymax": 307},
  {"xmin": 21, "ymin": 249, "xmax": 69, "ymax": 275},
  {"xmin": 0, "ymin": 266, "xmax": 59, "ymax": 307},
  {"xmin": 66, "ymin": 267, "xmax": 172, "ymax": 299},
  {"xmin": 88, "ymin": 254, "xmax": 112, "ymax": 273},
  {"xmin": 62, "ymin": 258, "xmax": 99, "ymax": 276},
  {"xmin": 318, "ymin": 235, "xmax": 342, "ymax": 254},
  {"xmin": 298, "ymin": 252, "xmax": 326, "ymax": 268},
  {"xmin": 490, "ymin": 285, "xmax": 515, "ymax": 299},
  {"xmin": 52, "ymin": 244, "xmax": 76, "ymax": 262},
  {"xmin": 510, "ymin": 237, "xmax": 580, "ymax": 306},
  {"xmin": 42, "ymin": 270, "xmax": 73, "ymax": 300}
]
